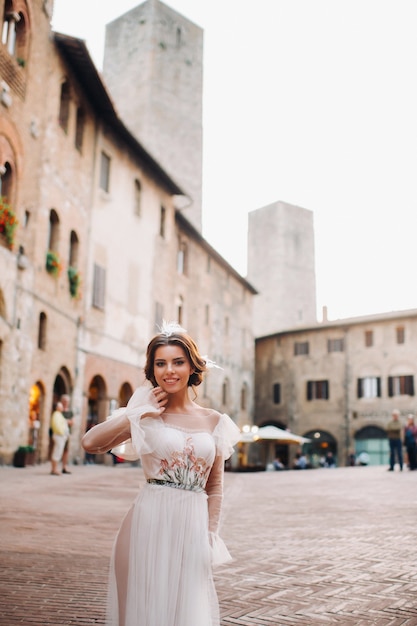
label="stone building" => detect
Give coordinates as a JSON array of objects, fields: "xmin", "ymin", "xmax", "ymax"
[
  {"xmin": 0, "ymin": 0, "xmax": 256, "ymax": 465},
  {"xmin": 103, "ymin": 0, "xmax": 204, "ymax": 232},
  {"xmin": 247, "ymin": 200, "xmax": 317, "ymax": 337},
  {"xmin": 255, "ymin": 309, "xmax": 417, "ymax": 467}
]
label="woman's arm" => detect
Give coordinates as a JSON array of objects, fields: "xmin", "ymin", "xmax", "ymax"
[
  {"xmin": 82, "ymin": 413, "xmax": 131, "ymax": 454},
  {"xmin": 205, "ymin": 455, "xmax": 224, "ymax": 533}
]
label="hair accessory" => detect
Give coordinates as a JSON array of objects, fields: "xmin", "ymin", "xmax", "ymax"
[
  {"xmin": 202, "ymin": 356, "xmax": 223, "ymax": 370},
  {"xmin": 158, "ymin": 320, "xmax": 187, "ymax": 336}
]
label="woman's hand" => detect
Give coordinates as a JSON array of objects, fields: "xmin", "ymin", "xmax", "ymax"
[{"xmin": 150, "ymin": 386, "xmax": 168, "ymax": 416}]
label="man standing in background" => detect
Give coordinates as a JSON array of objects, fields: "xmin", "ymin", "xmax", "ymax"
[
  {"xmin": 386, "ymin": 409, "xmax": 403, "ymax": 472},
  {"xmin": 60, "ymin": 394, "xmax": 74, "ymax": 474}
]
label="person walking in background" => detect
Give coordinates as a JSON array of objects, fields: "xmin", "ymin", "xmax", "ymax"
[
  {"xmin": 60, "ymin": 394, "xmax": 74, "ymax": 474},
  {"xmin": 82, "ymin": 322, "xmax": 240, "ymax": 626},
  {"xmin": 386, "ymin": 409, "xmax": 403, "ymax": 471},
  {"xmin": 403, "ymin": 414, "xmax": 417, "ymax": 470},
  {"xmin": 50, "ymin": 402, "xmax": 70, "ymax": 475}
]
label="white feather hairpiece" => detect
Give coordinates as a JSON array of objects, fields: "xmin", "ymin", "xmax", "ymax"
[
  {"xmin": 158, "ymin": 320, "xmax": 187, "ymax": 336},
  {"xmin": 156, "ymin": 321, "xmax": 222, "ymax": 371},
  {"xmin": 202, "ymin": 356, "xmax": 223, "ymax": 370}
]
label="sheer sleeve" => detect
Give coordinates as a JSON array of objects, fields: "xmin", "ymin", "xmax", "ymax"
[
  {"xmin": 206, "ymin": 414, "xmax": 241, "ymax": 566},
  {"xmin": 82, "ymin": 385, "xmax": 163, "ymax": 461},
  {"xmin": 213, "ymin": 413, "xmax": 241, "ymax": 458}
]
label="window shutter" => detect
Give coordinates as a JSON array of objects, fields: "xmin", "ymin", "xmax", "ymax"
[
  {"xmin": 357, "ymin": 378, "xmax": 363, "ymax": 399},
  {"xmin": 388, "ymin": 376, "xmax": 393, "ymax": 397}
]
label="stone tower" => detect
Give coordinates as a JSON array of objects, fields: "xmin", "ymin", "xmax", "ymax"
[
  {"xmin": 103, "ymin": 0, "xmax": 203, "ymax": 231},
  {"xmin": 247, "ymin": 201, "xmax": 317, "ymax": 337}
]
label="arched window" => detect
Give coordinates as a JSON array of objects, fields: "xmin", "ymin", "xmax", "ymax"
[
  {"xmin": 48, "ymin": 209, "xmax": 60, "ymax": 251},
  {"xmin": 177, "ymin": 239, "xmax": 187, "ymax": 275},
  {"xmin": 177, "ymin": 295, "xmax": 183, "ymax": 325},
  {"xmin": 69, "ymin": 230, "xmax": 79, "ymax": 267},
  {"xmin": 2, "ymin": 1, "xmax": 29, "ymax": 65},
  {"xmin": 38, "ymin": 312, "xmax": 47, "ymax": 350},
  {"xmin": 134, "ymin": 179, "xmax": 142, "ymax": 216},
  {"xmin": 75, "ymin": 107, "xmax": 85, "ymax": 151},
  {"xmin": 240, "ymin": 382, "xmax": 248, "ymax": 411},
  {"xmin": 58, "ymin": 81, "xmax": 70, "ymax": 132},
  {"xmin": 0, "ymin": 161, "xmax": 13, "ymax": 199},
  {"xmin": 159, "ymin": 205, "xmax": 166, "ymax": 237},
  {"xmin": 222, "ymin": 378, "xmax": 230, "ymax": 406}
]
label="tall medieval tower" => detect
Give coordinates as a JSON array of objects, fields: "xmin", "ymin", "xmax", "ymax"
[
  {"xmin": 247, "ymin": 201, "xmax": 317, "ymax": 337},
  {"xmin": 103, "ymin": 0, "xmax": 203, "ymax": 232}
]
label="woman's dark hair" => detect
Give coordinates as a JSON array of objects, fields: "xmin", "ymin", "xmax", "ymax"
[{"xmin": 144, "ymin": 332, "xmax": 207, "ymax": 387}]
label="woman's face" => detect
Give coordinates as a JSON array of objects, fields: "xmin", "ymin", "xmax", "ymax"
[{"xmin": 153, "ymin": 344, "xmax": 194, "ymax": 393}]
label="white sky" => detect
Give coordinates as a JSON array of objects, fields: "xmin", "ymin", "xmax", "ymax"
[{"xmin": 52, "ymin": 0, "xmax": 417, "ymax": 321}]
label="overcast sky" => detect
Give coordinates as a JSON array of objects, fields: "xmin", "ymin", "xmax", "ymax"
[{"xmin": 52, "ymin": 0, "xmax": 417, "ymax": 321}]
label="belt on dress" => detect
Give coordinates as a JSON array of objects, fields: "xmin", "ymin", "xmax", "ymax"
[{"xmin": 146, "ymin": 478, "xmax": 205, "ymax": 493}]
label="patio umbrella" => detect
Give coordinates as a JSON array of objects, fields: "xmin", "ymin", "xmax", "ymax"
[
  {"xmin": 238, "ymin": 425, "xmax": 311, "ymax": 445},
  {"xmin": 256, "ymin": 425, "xmax": 311, "ymax": 445}
]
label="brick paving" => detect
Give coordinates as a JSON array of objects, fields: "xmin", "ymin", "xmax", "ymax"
[{"xmin": 1, "ymin": 462, "xmax": 416, "ymax": 626}]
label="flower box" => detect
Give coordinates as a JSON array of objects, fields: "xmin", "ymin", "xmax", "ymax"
[{"xmin": 0, "ymin": 196, "xmax": 18, "ymax": 249}]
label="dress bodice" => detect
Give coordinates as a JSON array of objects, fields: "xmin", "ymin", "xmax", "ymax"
[{"xmin": 141, "ymin": 422, "xmax": 216, "ymax": 490}]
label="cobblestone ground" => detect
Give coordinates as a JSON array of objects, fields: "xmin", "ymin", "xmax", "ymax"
[{"xmin": 1, "ymin": 462, "xmax": 416, "ymax": 626}]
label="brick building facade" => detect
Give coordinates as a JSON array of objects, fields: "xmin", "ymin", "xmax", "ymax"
[
  {"xmin": 255, "ymin": 310, "xmax": 417, "ymax": 467},
  {"xmin": 0, "ymin": 0, "xmax": 255, "ymax": 465}
]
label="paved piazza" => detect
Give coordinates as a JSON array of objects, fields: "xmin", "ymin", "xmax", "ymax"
[{"xmin": 1, "ymin": 462, "xmax": 416, "ymax": 625}]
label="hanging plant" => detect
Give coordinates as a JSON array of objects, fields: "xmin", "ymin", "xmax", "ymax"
[
  {"xmin": 45, "ymin": 250, "xmax": 62, "ymax": 276},
  {"xmin": 67, "ymin": 266, "xmax": 81, "ymax": 298},
  {"xmin": 0, "ymin": 196, "xmax": 19, "ymax": 249}
]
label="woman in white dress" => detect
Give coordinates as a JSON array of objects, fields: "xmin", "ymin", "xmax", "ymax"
[{"xmin": 82, "ymin": 323, "xmax": 240, "ymax": 626}]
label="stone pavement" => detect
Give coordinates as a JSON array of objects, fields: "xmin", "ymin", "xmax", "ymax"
[{"xmin": 1, "ymin": 462, "xmax": 417, "ymax": 626}]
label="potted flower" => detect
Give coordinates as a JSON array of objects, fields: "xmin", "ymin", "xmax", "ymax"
[
  {"xmin": 46, "ymin": 250, "xmax": 62, "ymax": 276},
  {"xmin": 0, "ymin": 196, "xmax": 18, "ymax": 249},
  {"xmin": 67, "ymin": 266, "xmax": 81, "ymax": 298},
  {"xmin": 13, "ymin": 445, "xmax": 35, "ymax": 467}
]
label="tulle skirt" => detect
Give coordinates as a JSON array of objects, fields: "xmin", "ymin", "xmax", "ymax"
[{"xmin": 106, "ymin": 483, "xmax": 220, "ymax": 626}]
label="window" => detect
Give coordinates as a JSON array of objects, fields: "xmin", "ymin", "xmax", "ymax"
[
  {"xmin": 92, "ymin": 263, "xmax": 106, "ymax": 310},
  {"xmin": 2, "ymin": 7, "xmax": 28, "ymax": 61},
  {"xmin": 273, "ymin": 383, "xmax": 281, "ymax": 404},
  {"xmin": 294, "ymin": 341, "xmax": 309, "ymax": 356},
  {"xmin": 357, "ymin": 377, "xmax": 381, "ymax": 399},
  {"xmin": 177, "ymin": 240, "xmax": 187, "ymax": 275},
  {"xmin": 134, "ymin": 179, "xmax": 142, "ymax": 216},
  {"xmin": 307, "ymin": 380, "xmax": 329, "ymax": 400},
  {"xmin": 365, "ymin": 330, "xmax": 373, "ymax": 347},
  {"xmin": 328, "ymin": 338, "xmax": 344, "ymax": 353},
  {"xmin": 388, "ymin": 375, "xmax": 414, "ymax": 397},
  {"xmin": 222, "ymin": 379, "xmax": 229, "ymax": 405},
  {"xmin": 177, "ymin": 295, "xmax": 183, "ymax": 324},
  {"xmin": 69, "ymin": 230, "xmax": 79, "ymax": 267},
  {"xmin": 0, "ymin": 161, "xmax": 13, "ymax": 199},
  {"xmin": 159, "ymin": 206, "xmax": 166, "ymax": 237},
  {"xmin": 48, "ymin": 209, "xmax": 60, "ymax": 251},
  {"xmin": 58, "ymin": 81, "xmax": 70, "ymax": 132},
  {"xmin": 100, "ymin": 151, "xmax": 111, "ymax": 192},
  {"xmin": 240, "ymin": 383, "xmax": 248, "ymax": 410},
  {"xmin": 396, "ymin": 326, "xmax": 405, "ymax": 344},
  {"xmin": 38, "ymin": 312, "xmax": 47, "ymax": 350},
  {"xmin": 75, "ymin": 107, "xmax": 85, "ymax": 151},
  {"xmin": 155, "ymin": 302, "xmax": 164, "ymax": 330}
]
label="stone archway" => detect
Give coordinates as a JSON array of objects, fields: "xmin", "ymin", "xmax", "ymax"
[
  {"xmin": 303, "ymin": 429, "xmax": 338, "ymax": 467},
  {"xmin": 354, "ymin": 425, "xmax": 388, "ymax": 466},
  {"xmin": 28, "ymin": 381, "xmax": 45, "ymax": 462}
]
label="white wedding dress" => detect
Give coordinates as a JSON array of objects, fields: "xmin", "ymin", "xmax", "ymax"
[{"xmin": 102, "ymin": 387, "xmax": 240, "ymax": 626}]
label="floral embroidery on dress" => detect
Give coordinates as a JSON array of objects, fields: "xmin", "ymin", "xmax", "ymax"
[{"xmin": 159, "ymin": 437, "xmax": 211, "ymax": 491}]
